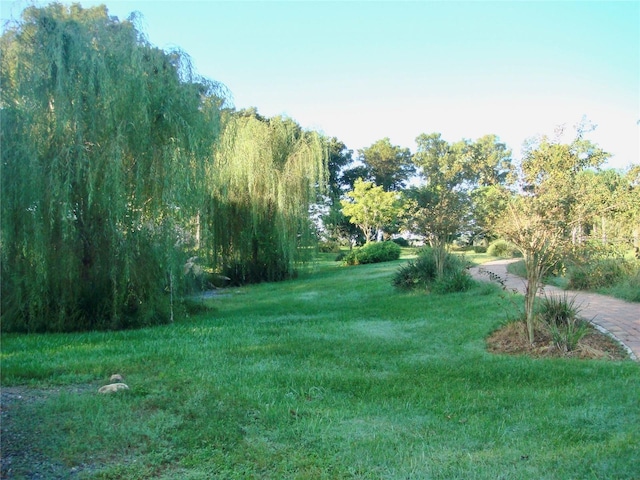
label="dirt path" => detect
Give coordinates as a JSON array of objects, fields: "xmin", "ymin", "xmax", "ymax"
[{"xmin": 470, "ymin": 259, "xmax": 640, "ymax": 361}]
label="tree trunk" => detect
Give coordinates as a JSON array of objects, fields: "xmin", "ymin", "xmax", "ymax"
[
  {"xmin": 524, "ymin": 251, "xmax": 541, "ymax": 345},
  {"xmin": 432, "ymin": 236, "xmax": 447, "ymax": 278},
  {"xmin": 195, "ymin": 212, "xmax": 201, "ymax": 250}
]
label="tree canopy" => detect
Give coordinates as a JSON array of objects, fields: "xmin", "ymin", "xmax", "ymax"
[
  {"xmin": 340, "ymin": 179, "xmax": 402, "ymax": 243},
  {"xmin": 347, "ymin": 138, "xmax": 414, "ymax": 191},
  {"xmin": 205, "ymin": 112, "xmax": 327, "ymax": 284},
  {"xmin": 1, "ymin": 4, "xmax": 225, "ymax": 331},
  {"xmin": 0, "ymin": 5, "xmax": 327, "ymax": 332},
  {"xmin": 1, "ymin": 4, "xmax": 637, "ymax": 335},
  {"xmin": 408, "ymin": 133, "xmax": 513, "ymax": 275},
  {"xmin": 496, "ymin": 126, "xmax": 610, "ymax": 344}
]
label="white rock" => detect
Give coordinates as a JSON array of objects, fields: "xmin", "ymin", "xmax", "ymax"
[{"xmin": 98, "ymin": 383, "xmax": 129, "ymax": 394}]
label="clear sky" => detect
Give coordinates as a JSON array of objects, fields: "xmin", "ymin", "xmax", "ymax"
[{"xmin": 2, "ymin": 0, "xmax": 639, "ymax": 168}]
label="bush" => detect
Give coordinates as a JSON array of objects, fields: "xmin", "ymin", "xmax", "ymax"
[
  {"xmin": 393, "ymin": 250, "xmax": 438, "ymax": 289},
  {"xmin": 318, "ymin": 240, "xmax": 343, "ymax": 253},
  {"xmin": 473, "ymin": 245, "xmax": 487, "ymax": 253},
  {"xmin": 487, "ymin": 239, "xmax": 517, "ymax": 258},
  {"xmin": 392, "ymin": 247, "xmax": 471, "ymax": 293},
  {"xmin": 567, "ymin": 258, "xmax": 634, "ymax": 290},
  {"xmin": 342, "ymin": 241, "xmax": 401, "ymax": 265},
  {"xmin": 538, "ymin": 294, "xmax": 588, "ymax": 352},
  {"xmin": 432, "ymin": 267, "xmax": 473, "ymax": 294},
  {"xmin": 615, "ymin": 270, "xmax": 640, "ymax": 302},
  {"xmin": 392, "ymin": 237, "xmax": 410, "ymax": 247}
]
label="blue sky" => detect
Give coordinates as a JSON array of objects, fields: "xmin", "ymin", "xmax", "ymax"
[{"xmin": 2, "ymin": 0, "xmax": 638, "ymax": 168}]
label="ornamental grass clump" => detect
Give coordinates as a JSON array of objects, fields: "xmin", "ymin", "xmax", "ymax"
[
  {"xmin": 539, "ymin": 293, "xmax": 589, "ymax": 353},
  {"xmin": 392, "ymin": 246, "xmax": 471, "ymax": 293}
]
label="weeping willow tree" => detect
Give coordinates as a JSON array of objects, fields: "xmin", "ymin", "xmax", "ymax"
[
  {"xmin": 1, "ymin": 4, "xmax": 224, "ymax": 332},
  {"xmin": 205, "ymin": 111, "xmax": 327, "ymax": 284}
]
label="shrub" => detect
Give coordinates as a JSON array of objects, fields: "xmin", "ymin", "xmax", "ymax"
[
  {"xmin": 342, "ymin": 241, "xmax": 401, "ymax": 265},
  {"xmin": 392, "ymin": 247, "xmax": 471, "ymax": 293},
  {"xmin": 393, "ymin": 250, "xmax": 438, "ymax": 289},
  {"xmin": 432, "ymin": 268, "xmax": 473, "ymax": 294},
  {"xmin": 487, "ymin": 239, "xmax": 517, "ymax": 258},
  {"xmin": 539, "ymin": 294, "xmax": 588, "ymax": 352},
  {"xmin": 392, "ymin": 237, "xmax": 410, "ymax": 247},
  {"xmin": 615, "ymin": 270, "xmax": 640, "ymax": 302},
  {"xmin": 567, "ymin": 258, "xmax": 635, "ymax": 290},
  {"xmin": 473, "ymin": 245, "xmax": 487, "ymax": 253},
  {"xmin": 318, "ymin": 240, "xmax": 343, "ymax": 253}
]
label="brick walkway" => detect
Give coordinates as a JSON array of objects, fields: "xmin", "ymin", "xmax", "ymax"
[{"xmin": 470, "ymin": 259, "xmax": 640, "ymax": 361}]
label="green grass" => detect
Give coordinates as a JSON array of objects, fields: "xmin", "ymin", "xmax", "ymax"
[{"xmin": 2, "ymin": 256, "xmax": 639, "ymax": 479}]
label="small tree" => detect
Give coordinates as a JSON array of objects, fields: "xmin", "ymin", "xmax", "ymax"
[
  {"xmin": 410, "ymin": 133, "xmax": 509, "ymax": 276},
  {"xmin": 403, "ymin": 186, "xmax": 471, "ymax": 277},
  {"xmin": 497, "ymin": 123, "xmax": 609, "ymax": 344},
  {"xmin": 498, "ymin": 200, "xmax": 565, "ymax": 344},
  {"xmin": 340, "ymin": 179, "xmax": 402, "ymax": 243}
]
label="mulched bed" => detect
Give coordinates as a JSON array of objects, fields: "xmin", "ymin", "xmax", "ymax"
[{"xmin": 486, "ymin": 320, "xmax": 630, "ymax": 360}]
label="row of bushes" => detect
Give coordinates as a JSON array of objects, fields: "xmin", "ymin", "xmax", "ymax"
[
  {"xmin": 338, "ymin": 242, "xmax": 473, "ymax": 294},
  {"xmin": 567, "ymin": 257, "xmax": 636, "ymax": 288},
  {"xmin": 503, "ymin": 240, "xmax": 640, "ymax": 302},
  {"xmin": 566, "ymin": 258, "xmax": 640, "ymax": 302},
  {"xmin": 341, "ymin": 241, "xmax": 402, "ymax": 265},
  {"xmin": 338, "ymin": 238, "xmax": 638, "ymax": 302}
]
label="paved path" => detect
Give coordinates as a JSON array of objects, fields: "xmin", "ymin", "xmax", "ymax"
[{"xmin": 469, "ymin": 259, "xmax": 640, "ymax": 361}]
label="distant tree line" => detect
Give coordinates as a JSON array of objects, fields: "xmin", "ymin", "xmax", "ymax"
[{"xmin": 330, "ymin": 124, "xmax": 638, "ymax": 345}]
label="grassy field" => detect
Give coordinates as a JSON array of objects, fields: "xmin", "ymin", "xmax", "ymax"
[{"xmin": 1, "ymin": 254, "xmax": 639, "ymax": 479}]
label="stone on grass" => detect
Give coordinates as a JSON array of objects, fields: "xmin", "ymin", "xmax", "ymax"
[{"xmin": 98, "ymin": 383, "xmax": 129, "ymax": 394}]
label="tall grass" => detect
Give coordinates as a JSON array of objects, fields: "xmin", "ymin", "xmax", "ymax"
[{"xmin": 2, "ymin": 257, "xmax": 638, "ymax": 479}]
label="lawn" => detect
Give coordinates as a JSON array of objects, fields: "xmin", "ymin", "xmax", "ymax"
[{"xmin": 1, "ymin": 255, "xmax": 639, "ymax": 479}]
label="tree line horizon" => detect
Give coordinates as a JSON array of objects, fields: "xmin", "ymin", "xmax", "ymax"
[{"xmin": 2, "ymin": 4, "xmax": 638, "ymax": 334}]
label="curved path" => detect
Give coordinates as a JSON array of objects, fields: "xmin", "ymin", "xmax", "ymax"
[{"xmin": 469, "ymin": 259, "xmax": 640, "ymax": 361}]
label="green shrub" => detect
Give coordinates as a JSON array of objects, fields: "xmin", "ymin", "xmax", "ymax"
[
  {"xmin": 318, "ymin": 240, "xmax": 343, "ymax": 253},
  {"xmin": 342, "ymin": 241, "xmax": 401, "ymax": 265},
  {"xmin": 393, "ymin": 249, "xmax": 438, "ymax": 289},
  {"xmin": 432, "ymin": 268, "xmax": 473, "ymax": 294},
  {"xmin": 567, "ymin": 258, "xmax": 634, "ymax": 290},
  {"xmin": 392, "ymin": 247, "xmax": 471, "ymax": 293},
  {"xmin": 487, "ymin": 239, "xmax": 517, "ymax": 258},
  {"xmin": 473, "ymin": 245, "xmax": 487, "ymax": 253},
  {"xmin": 614, "ymin": 270, "xmax": 640, "ymax": 302},
  {"xmin": 392, "ymin": 237, "xmax": 410, "ymax": 247},
  {"xmin": 539, "ymin": 294, "xmax": 588, "ymax": 352}
]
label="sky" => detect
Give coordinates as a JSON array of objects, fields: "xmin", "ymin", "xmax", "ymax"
[{"xmin": 1, "ymin": 0, "xmax": 639, "ymax": 169}]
